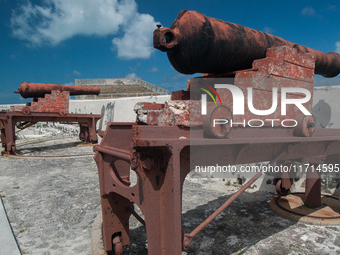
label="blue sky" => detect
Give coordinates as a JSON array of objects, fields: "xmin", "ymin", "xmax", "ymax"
[{"xmin": 1, "ymin": 0, "xmax": 339, "ymax": 104}]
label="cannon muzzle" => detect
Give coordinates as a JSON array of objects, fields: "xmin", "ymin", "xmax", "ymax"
[
  {"xmin": 15, "ymin": 82, "xmax": 100, "ymax": 98},
  {"xmin": 154, "ymin": 10, "xmax": 340, "ymax": 78}
]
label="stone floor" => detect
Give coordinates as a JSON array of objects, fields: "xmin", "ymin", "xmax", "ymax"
[{"xmin": 1, "ymin": 135, "xmax": 340, "ymax": 255}]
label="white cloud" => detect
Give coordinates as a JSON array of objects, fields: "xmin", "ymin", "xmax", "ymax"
[
  {"xmin": 336, "ymin": 42, "xmax": 340, "ymax": 54},
  {"xmin": 73, "ymin": 70, "xmax": 82, "ymax": 77},
  {"xmin": 64, "ymin": 82, "xmax": 75, "ymax": 86},
  {"xmin": 262, "ymin": 26, "xmax": 275, "ymax": 34},
  {"xmin": 10, "ymin": 0, "xmax": 157, "ymax": 59},
  {"xmin": 163, "ymin": 72, "xmax": 186, "ymax": 82},
  {"xmin": 129, "ymin": 62, "xmax": 141, "ymax": 71},
  {"xmin": 147, "ymin": 67, "xmax": 159, "ymax": 73},
  {"xmin": 327, "ymin": 4, "xmax": 337, "ymax": 11},
  {"xmin": 64, "ymin": 69, "xmax": 82, "ymax": 77},
  {"xmin": 112, "ymin": 13, "xmax": 156, "ymax": 59},
  {"xmin": 301, "ymin": 7, "xmax": 316, "ymax": 16},
  {"xmin": 125, "ymin": 72, "xmax": 138, "ymax": 78}
]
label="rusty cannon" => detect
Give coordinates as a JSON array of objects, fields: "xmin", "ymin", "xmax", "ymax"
[
  {"xmin": 11, "ymin": 82, "xmax": 100, "ymax": 115},
  {"xmin": 95, "ymin": 10, "xmax": 340, "ymax": 255},
  {"xmin": 0, "ymin": 82, "xmax": 102, "ymax": 154},
  {"xmin": 15, "ymin": 82, "xmax": 100, "ymax": 99},
  {"xmin": 154, "ymin": 10, "xmax": 340, "ymax": 78}
]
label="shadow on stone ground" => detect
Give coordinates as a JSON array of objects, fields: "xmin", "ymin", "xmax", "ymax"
[
  {"xmin": 122, "ymin": 184, "xmax": 295, "ymax": 255},
  {"xmin": 2, "ymin": 136, "xmax": 340, "ymax": 255},
  {"xmin": 0, "ymin": 138, "xmax": 100, "ymax": 255},
  {"xmin": 122, "ymin": 180, "xmax": 340, "ymax": 255},
  {"xmin": 15, "ymin": 137, "xmax": 93, "ymax": 156}
]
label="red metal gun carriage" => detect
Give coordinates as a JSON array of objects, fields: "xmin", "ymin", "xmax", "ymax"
[
  {"xmin": 94, "ymin": 10, "xmax": 340, "ymax": 254},
  {"xmin": 1, "ymin": 82, "xmax": 103, "ymax": 154}
]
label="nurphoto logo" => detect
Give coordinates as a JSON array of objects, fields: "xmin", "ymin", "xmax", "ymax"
[{"xmin": 199, "ymin": 82, "xmax": 312, "ymax": 128}]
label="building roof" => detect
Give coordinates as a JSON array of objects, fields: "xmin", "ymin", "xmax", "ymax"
[{"xmin": 74, "ymin": 78, "xmax": 168, "ymax": 99}]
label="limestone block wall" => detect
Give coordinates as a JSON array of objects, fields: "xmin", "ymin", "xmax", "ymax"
[
  {"xmin": 313, "ymin": 86, "xmax": 340, "ymax": 129},
  {"xmin": 68, "ymin": 95, "xmax": 170, "ymax": 130}
]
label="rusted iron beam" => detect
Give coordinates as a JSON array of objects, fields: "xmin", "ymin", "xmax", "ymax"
[
  {"xmin": 304, "ymin": 165, "xmax": 321, "ymax": 208},
  {"xmin": 273, "ymin": 161, "xmax": 295, "ymax": 196},
  {"xmin": 154, "ymin": 10, "xmax": 340, "ymax": 77},
  {"xmin": 15, "ymin": 82, "xmax": 100, "ymax": 99},
  {"xmin": 324, "ymin": 154, "xmax": 340, "ymax": 203},
  {"xmin": 0, "ymin": 111, "xmax": 103, "ymax": 154},
  {"xmin": 95, "ymin": 123, "xmax": 340, "ymax": 254},
  {"xmin": 182, "ymin": 149, "xmax": 285, "ymax": 250}
]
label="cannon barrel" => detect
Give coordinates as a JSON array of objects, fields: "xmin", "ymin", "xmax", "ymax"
[
  {"xmin": 154, "ymin": 10, "xmax": 340, "ymax": 78},
  {"xmin": 15, "ymin": 82, "xmax": 100, "ymax": 98}
]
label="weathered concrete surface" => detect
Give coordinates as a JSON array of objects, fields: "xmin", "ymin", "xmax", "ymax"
[
  {"xmin": 0, "ymin": 137, "xmax": 100, "ymax": 255},
  {"xmin": 1, "ymin": 85, "xmax": 340, "ymax": 254},
  {"xmin": 116, "ymin": 175, "xmax": 340, "ymax": 255},
  {"xmin": 313, "ymin": 85, "xmax": 340, "ymax": 129},
  {"xmin": 69, "ymin": 95, "xmax": 170, "ymax": 130},
  {"xmin": 182, "ymin": 177, "xmax": 340, "ymax": 255},
  {"xmin": 0, "ymin": 196, "xmax": 21, "ymax": 255},
  {"xmin": 1, "ymin": 136, "xmax": 340, "ymax": 255},
  {"xmin": 0, "ymin": 104, "xmax": 25, "ymax": 111},
  {"xmin": 75, "ymin": 78, "xmax": 169, "ymax": 99}
]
